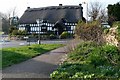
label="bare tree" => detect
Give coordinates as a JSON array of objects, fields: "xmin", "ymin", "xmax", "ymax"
[
  {"xmin": 0, "ymin": 12, "xmax": 9, "ymax": 34},
  {"xmin": 88, "ymin": 2, "xmax": 107, "ymax": 22},
  {"xmin": 0, "ymin": 12, "xmax": 3, "ymax": 32},
  {"xmin": 6, "ymin": 7, "xmax": 18, "ymax": 19},
  {"xmin": 0, "ymin": 7, "xmax": 19, "ymax": 34}
]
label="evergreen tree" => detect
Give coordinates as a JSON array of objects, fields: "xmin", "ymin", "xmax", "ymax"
[{"xmin": 108, "ymin": 2, "xmax": 120, "ymax": 25}]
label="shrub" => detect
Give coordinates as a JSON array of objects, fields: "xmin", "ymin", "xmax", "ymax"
[
  {"xmin": 68, "ymin": 41, "xmax": 99, "ymax": 62},
  {"xmin": 111, "ymin": 21, "xmax": 120, "ymax": 42},
  {"xmin": 113, "ymin": 22, "xmax": 120, "ymax": 42},
  {"xmin": 59, "ymin": 31, "xmax": 72, "ymax": 39},
  {"xmin": 87, "ymin": 47, "xmax": 107, "ymax": 66},
  {"xmin": 49, "ymin": 34, "xmax": 57, "ymax": 39},
  {"xmin": 104, "ymin": 29, "xmax": 109, "ymax": 34},
  {"xmin": 50, "ymin": 41, "xmax": 120, "ymax": 79},
  {"xmin": 20, "ymin": 30, "xmax": 27, "ymax": 35},
  {"xmin": 12, "ymin": 30, "xmax": 18, "ymax": 35},
  {"xmin": 75, "ymin": 21, "xmax": 105, "ymax": 44},
  {"xmin": 9, "ymin": 26, "xmax": 18, "ymax": 34},
  {"xmin": 101, "ymin": 45, "xmax": 120, "ymax": 65}
]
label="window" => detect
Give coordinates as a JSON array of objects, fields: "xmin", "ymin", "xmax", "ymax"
[
  {"xmin": 68, "ymin": 23, "xmax": 69, "ymax": 25},
  {"xmin": 41, "ymin": 27, "xmax": 47, "ymax": 32},
  {"xmin": 19, "ymin": 27, "xmax": 21, "ymax": 30},
  {"xmin": 32, "ymin": 27, "xmax": 34, "ymax": 31},
  {"xmin": 66, "ymin": 27, "xmax": 71, "ymax": 31},
  {"xmin": 71, "ymin": 26, "xmax": 73, "ymax": 30},
  {"xmin": 47, "ymin": 27, "xmax": 49, "ymax": 30},
  {"xmin": 36, "ymin": 24, "xmax": 38, "ymax": 26},
  {"xmin": 42, "ymin": 27, "xmax": 46, "ymax": 29},
  {"xmin": 31, "ymin": 27, "xmax": 32, "ymax": 31},
  {"xmin": 65, "ymin": 23, "xmax": 67, "ymax": 25},
  {"xmin": 23, "ymin": 27, "xmax": 25, "ymax": 30},
  {"xmin": 33, "ymin": 27, "xmax": 35, "ymax": 31},
  {"xmin": 72, "ymin": 23, "xmax": 74, "ymax": 25},
  {"xmin": 50, "ymin": 27, "xmax": 52, "ymax": 30},
  {"xmin": 47, "ymin": 27, "xmax": 52, "ymax": 30},
  {"xmin": 29, "ymin": 24, "xmax": 31, "ymax": 27},
  {"xmin": 34, "ymin": 24, "xmax": 36, "ymax": 26},
  {"xmin": 49, "ymin": 24, "xmax": 51, "ymax": 26},
  {"xmin": 69, "ymin": 23, "xmax": 71, "ymax": 25},
  {"xmin": 68, "ymin": 31, "xmax": 71, "ymax": 33},
  {"xmin": 22, "ymin": 24, "xmax": 24, "ymax": 27},
  {"xmin": 36, "ymin": 27, "xmax": 39, "ymax": 31},
  {"xmin": 43, "ymin": 23, "xmax": 45, "ymax": 25},
  {"xmin": 34, "ymin": 27, "xmax": 36, "ymax": 31},
  {"xmin": 48, "ymin": 23, "xmax": 49, "ymax": 26},
  {"xmin": 52, "ymin": 24, "xmax": 54, "ymax": 26}
]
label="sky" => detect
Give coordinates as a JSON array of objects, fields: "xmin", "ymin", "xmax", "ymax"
[{"xmin": 0, "ymin": 0, "xmax": 119, "ymax": 18}]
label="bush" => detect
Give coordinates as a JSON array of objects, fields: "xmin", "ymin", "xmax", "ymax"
[
  {"xmin": 75, "ymin": 21, "xmax": 105, "ymax": 44},
  {"xmin": 101, "ymin": 45, "xmax": 120, "ymax": 65},
  {"xmin": 50, "ymin": 41, "xmax": 120, "ymax": 79},
  {"xmin": 49, "ymin": 34, "xmax": 57, "ymax": 39},
  {"xmin": 113, "ymin": 22, "xmax": 120, "ymax": 42},
  {"xmin": 104, "ymin": 29, "xmax": 109, "ymax": 34},
  {"xmin": 12, "ymin": 30, "xmax": 18, "ymax": 35},
  {"xmin": 18, "ymin": 30, "xmax": 27, "ymax": 35},
  {"xmin": 9, "ymin": 26, "xmax": 18, "ymax": 34},
  {"xmin": 59, "ymin": 31, "xmax": 72, "ymax": 39}
]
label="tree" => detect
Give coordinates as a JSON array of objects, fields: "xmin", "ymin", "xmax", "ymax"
[
  {"xmin": 88, "ymin": 2, "xmax": 107, "ymax": 22},
  {"xmin": 0, "ymin": 7, "xmax": 19, "ymax": 34},
  {"xmin": 107, "ymin": 2, "xmax": 120, "ymax": 25},
  {"xmin": 0, "ymin": 12, "xmax": 9, "ymax": 34},
  {"xmin": 6, "ymin": 7, "xmax": 19, "ymax": 27}
]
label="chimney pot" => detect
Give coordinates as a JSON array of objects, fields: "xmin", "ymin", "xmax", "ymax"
[
  {"xmin": 27, "ymin": 7, "xmax": 30, "ymax": 9},
  {"xmin": 59, "ymin": 4, "xmax": 62, "ymax": 6},
  {"xmin": 79, "ymin": 4, "xmax": 82, "ymax": 6}
]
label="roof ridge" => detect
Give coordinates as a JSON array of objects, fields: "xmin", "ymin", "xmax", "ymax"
[{"xmin": 26, "ymin": 5, "xmax": 82, "ymax": 12}]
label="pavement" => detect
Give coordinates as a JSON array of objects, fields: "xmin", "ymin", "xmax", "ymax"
[{"xmin": 2, "ymin": 45, "xmax": 69, "ymax": 79}]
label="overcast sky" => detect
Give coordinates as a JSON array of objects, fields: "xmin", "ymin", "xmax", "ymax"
[{"xmin": 0, "ymin": 0, "xmax": 119, "ymax": 18}]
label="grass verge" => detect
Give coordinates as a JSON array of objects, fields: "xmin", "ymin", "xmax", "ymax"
[
  {"xmin": 50, "ymin": 41, "xmax": 120, "ymax": 79},
  {"xmin": 1, "ymin": 44, "xmax": 64, "ymax": 68}
]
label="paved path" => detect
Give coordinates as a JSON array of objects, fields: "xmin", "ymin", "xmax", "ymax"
[{"xmin": 2, "ymin": 46, "xmax": 68, "ymax": 78}]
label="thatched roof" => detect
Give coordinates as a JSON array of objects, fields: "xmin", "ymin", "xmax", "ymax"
[{"xmin": 18, "ymin": 5, "xmax": 83, "ymax": 24}]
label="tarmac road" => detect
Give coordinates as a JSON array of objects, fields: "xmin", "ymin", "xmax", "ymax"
[{"xmin": 1, "ymin": 39, "xmax": 70, "ymax": 48}]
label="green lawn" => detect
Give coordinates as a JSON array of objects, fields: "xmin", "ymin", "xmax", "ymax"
[{"xmin": 1, "ymin": 44, "xmax": 64, "ymax": 68}]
